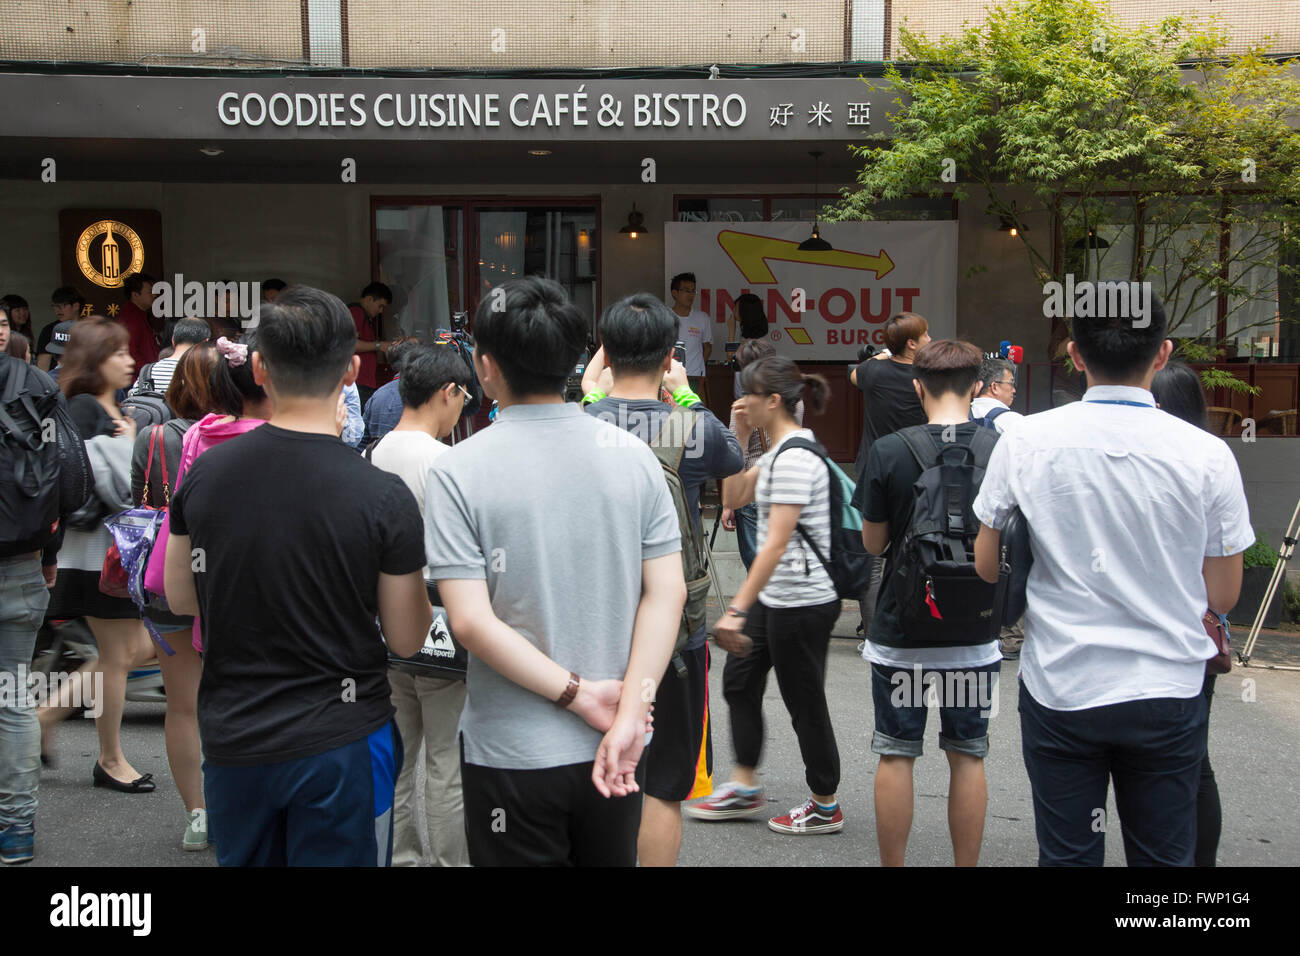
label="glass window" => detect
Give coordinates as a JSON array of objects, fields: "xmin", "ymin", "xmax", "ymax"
[
  {"xmin": 676, "ymin": 198, "xmax": 764, "ymax": 223},
  {"xmin": 1227, "ymin": 210, "xmax": 1283, "ymax": 359},
  {"xmin": 374, "ymin": 204, "xmax": 463, "ymax": 340},
  {"xmin": 475, "ymin": 206, "xmax": 599, "ymax": 338}
]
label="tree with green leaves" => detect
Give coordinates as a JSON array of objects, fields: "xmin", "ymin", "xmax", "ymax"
[{"xmin": 829, "ymin": 0, "xmax": 1300, "ymax": 395}]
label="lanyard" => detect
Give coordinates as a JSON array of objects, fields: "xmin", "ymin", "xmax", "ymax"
[{"xmin": 1084, "ymin": 399, "xmax": 1154, "ymax": 408}]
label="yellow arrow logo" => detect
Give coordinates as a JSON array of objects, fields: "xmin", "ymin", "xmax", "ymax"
[{"xmin": 717, "ymin": 230, "xmax": 895, "ymax": 283}]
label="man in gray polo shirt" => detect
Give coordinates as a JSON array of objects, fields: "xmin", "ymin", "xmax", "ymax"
[{"xmin": 425, "ymin": 277, "xmax": 685, "ymax": 867}]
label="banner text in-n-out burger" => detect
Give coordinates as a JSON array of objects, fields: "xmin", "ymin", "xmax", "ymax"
[{"xmin": 217, "ymin": 88, "xmax": 748, "ymax": 130}]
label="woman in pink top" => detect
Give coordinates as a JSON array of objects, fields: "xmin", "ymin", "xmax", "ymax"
[{"xmin": 171, "ymin": 337, "xmax": 274, "ymax": 653}]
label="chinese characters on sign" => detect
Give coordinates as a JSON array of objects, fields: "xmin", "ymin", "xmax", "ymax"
[{"xmin": 768, "ymin": 102, "xmax": 870, "ymax": 128}]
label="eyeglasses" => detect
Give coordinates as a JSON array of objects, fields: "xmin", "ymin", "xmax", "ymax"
[
  {"xmin": 997, "ymin": 378, "xmax": 1017, "ymax": 390},
  {"xmin": 455, "ymin": 384, "xmax": 472, "ymax": 407}
]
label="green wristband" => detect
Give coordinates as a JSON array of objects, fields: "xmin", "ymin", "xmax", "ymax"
[
  {"xmin": 582, "ymin": 388, "xmax": 607, "ymax": 405},
  {"xmin": 672, "ymin": 386, "xmax": 701, "ymax": 407}
]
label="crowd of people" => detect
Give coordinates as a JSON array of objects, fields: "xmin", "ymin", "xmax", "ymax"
[{"xmin": 0, "ymin": 273, "xmax": 1250, "ymax": 868}]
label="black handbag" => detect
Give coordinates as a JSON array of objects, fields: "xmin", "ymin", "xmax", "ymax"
[
  {"xmin": 384, "ymin": 581, "xmax": 468, "ymax": 680},
  {"xmin": 999, "ymin": 507, "xmax": 1033, "ymax": 627}
]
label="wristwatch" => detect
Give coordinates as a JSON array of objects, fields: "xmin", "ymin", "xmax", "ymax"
[{"xmin": 557, "ymin": 671, "xmax": 580, "ymax": 708}]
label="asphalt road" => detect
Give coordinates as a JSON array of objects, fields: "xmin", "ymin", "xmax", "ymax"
[{"xmin": 22, "ymin": 610, "xmax": 1300, "ymax": 868}]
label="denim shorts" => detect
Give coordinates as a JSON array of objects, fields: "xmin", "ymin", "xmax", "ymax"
[{"xmin": 870, "ymin": 661, "xmax": 1000, "ymax": 758}]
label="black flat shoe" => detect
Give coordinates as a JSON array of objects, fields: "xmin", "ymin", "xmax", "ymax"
[{"xmin": 92, "ymin": 762, "xmax": 155, "ymax": 793}]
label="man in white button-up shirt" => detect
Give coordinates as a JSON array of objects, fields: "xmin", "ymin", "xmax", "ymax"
[
  {"xmin": 972, "ymin": 296, "xmax": 1252, "ymax": 866},
  {"xmin": 970, "ymin": 357, "xmax": 1025, "ymax": 434}
]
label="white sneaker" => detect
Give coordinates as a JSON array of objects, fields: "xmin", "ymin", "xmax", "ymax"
[{"xmin": 183, "ymin": 808, "xmax": 210, "ymax": 851}]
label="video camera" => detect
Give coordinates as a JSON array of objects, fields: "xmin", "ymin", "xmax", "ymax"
[
  {"xmin": 857, "ymin": 343, "xmax": 880, "ymax": 362},
  {"xmin": 563, "ymin": 337, "xmax": 597, "ymax": 404}
]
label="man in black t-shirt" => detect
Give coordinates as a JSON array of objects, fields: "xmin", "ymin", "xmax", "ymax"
[
  {"xmin": 860, "ymin": 339, "xmax": 1000, "ymax": 867},
  {"xmin": 166, "ymin": 285, "xmax": 432, "ymax": 867},
  {"xmin": 849, "ymin": 312, "xmax": 930, "ymax": 632}
]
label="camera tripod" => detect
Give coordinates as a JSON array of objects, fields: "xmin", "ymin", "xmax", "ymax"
[{"xmin": 1238, "ymin": 495, "xmax": 1300, "ymax": 671}]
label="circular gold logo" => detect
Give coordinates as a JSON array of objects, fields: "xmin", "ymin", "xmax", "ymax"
[{"xmin": 76, "ymin": 220, "xmax": 145, "ymax": 289}]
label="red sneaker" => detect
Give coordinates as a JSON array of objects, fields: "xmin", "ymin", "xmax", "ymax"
[
  {"xmin": 685, "ymin": 782, "xmax": 766, "ymax": 821},
  {"xmin": 767, "ymin": 798, "xmax": 843, "ymax": 835}
]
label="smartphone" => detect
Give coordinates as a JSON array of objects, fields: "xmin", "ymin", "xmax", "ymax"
[{"xmin": 673, "ymin": 341, "xmax": 687, "ymax": 364}]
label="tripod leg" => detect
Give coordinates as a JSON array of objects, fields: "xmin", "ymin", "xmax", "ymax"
[{"xmin": 1240, "ymin": 496, "xmax": 1300, "ymax": 663}]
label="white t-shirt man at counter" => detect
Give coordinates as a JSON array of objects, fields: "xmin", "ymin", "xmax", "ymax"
[{"xmin": 669, "ymin": 272, "xmax": 711, "ymax": 378}]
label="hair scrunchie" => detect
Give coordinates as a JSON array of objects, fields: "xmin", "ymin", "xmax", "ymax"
[{"xmin": 216, "ymin": 336, "xmax": 248, "ymax": 368}]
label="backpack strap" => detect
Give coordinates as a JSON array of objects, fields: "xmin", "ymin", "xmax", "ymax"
[
  {"xmin": 768, "ymin": 436, "xmax": 834, "ymax": 576},
  {"xmin": 136, "ymin": 363, "xmax": 155, "ymax": 394},
  {"xmin": 981, "ymin": 405, "xmax": 1008, "ymax": 429},
  {"xmin": 896, "ymin": 425, "xmax": 942, "ymax": 474}
]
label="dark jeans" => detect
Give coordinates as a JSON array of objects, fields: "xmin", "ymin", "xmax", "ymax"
[
  {"xmin": 356, "ymin": 384, "xmax": 376, "ymax": 412},
  {"xmin": 722, "ymin": 598, "xmax": 842, "ymax": 795},
  {"xmin": 1196, "ymin": 674, "xmax": 1220, "ymax": 867},
  {"xmin": 1019, "ymin": 680, "xmax": 1208, "ymax": 866},
  {"xmin": 735, "ymin": 502, "xmax": 758, "ymax": 570}
]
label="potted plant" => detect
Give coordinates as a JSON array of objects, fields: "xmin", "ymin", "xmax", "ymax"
[{"xmin": 1228, "ymin": 529, "xmax": 1282, "ymax": 628}]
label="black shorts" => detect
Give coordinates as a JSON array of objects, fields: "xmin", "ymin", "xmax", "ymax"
[
  {"xmin": 460, "ymin": 740, "xmax": 645, "ymax": 867},
  {"xmin": 644, "ymin": 642, "xmax": 712, "ymax": 802},
  {"xmin": 47, "ymin": 568, "xmax": 141, "ymax": 620}
]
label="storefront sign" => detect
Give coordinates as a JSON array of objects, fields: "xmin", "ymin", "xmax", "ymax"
[
  {"xmin": 1, "ymin": 75, "xmax": 898, "ymax": 141},
  {"xmin": 666, "ymin": 221, "xmax": 957, "ymax": 361},
  {"xmin": 59, "ymin": 209, "xmax": 163, "ymax": 317}
]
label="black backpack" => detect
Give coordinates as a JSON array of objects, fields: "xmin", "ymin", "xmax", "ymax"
[
  {"xmin": 133, "ymin": 362, "xmax": 158, "ymax": 395},
  {"xmin": 0, "ymin": 357, "xmax": 93, "ymax": 547},
  {"xmin": 890, "ymin": 425, "xmax": 1005, "ymax": 645},
  {"xmin": 120, "ymin": 391, "xmax": 173, "ymax": 431},
  {"xmin": 768, "ymin": 437, "xmax": 873, "ymax": 599}
]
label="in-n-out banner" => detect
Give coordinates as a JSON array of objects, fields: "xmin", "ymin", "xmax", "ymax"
[{"xmin": 665, "ymin": 221, "xmax": 957, "ymax": 360}]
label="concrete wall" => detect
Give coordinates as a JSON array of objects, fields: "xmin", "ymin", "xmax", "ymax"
[
  {"xmin": 0, "ymin": 0, "xmax": 301, "ymax": 63},
  {"xmin": 350, "ymin": 1, "xmax": 847, "ymax": 68},
  {"xmin": 1232, "ymin": 439, "xmax": 1300, "ymax": 574}
]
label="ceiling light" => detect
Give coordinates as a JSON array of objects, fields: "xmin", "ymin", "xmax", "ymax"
[
  {"xmin": 528, "ymin": 149, "xmax": 552, "ymax": 156},
  {"xmin": 798, "ymin": 150, "xmax": 833, "ymax": 252},
  {"xmin": 198, "ymin": 147, "xmax": 224, "ymax": 157}
]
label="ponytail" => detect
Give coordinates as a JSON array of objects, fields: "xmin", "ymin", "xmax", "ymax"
[
  {"xmin": 740, "ymin": 355, "xmax": 828, "ymax": 419},
  {"xmin": 800, "ymin": 372, "xmax": 830, "ymax": 416}
]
